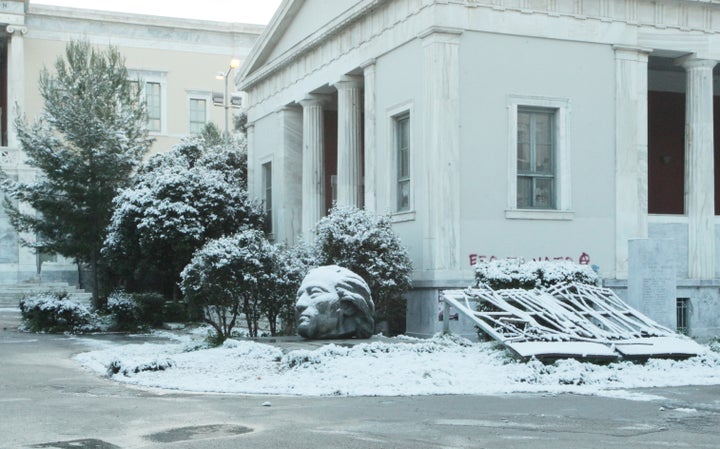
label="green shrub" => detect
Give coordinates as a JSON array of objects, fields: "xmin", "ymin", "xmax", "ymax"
[
  {"xmin": 106, "ymin": 290, "xmax": 142, "ymax": 331},
  {"xmin": 19, "ymin": 292, "xmax": 100, "ymax": 333},
  {"xmin": 132, "ymin": 292, "xmax": 167, "ymax": 327}
]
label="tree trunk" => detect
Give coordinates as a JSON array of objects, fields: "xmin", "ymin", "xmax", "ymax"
[{"xmin": 90, "ymin": 251, "xmax": 99, "ymax": 308}]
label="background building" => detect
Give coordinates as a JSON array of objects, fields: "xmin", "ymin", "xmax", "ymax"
[
  {"xmin": 240, "ymin": 0, "xmax": 720, "ymax": 340},
  {"xmin": 0, "ymin": 0, "xmax": 263, "ymax": 284}
]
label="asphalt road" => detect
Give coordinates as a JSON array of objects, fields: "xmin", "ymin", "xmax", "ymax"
[{"xmin": 2, "ymin": 308, "xmax": 720, "ymax": 449}]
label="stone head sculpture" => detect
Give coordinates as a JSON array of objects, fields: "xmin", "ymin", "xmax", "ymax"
[{"xmin": 295, "ymin": 265, "xmax": 374, "ymax": 339}]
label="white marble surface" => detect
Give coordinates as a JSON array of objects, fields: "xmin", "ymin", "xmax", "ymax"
[{"xmin": 682, "ymin": 57, "xmax": 717, "ymax": 279}]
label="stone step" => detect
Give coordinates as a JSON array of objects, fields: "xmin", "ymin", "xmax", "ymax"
[{"xmin": 0, "ymin": 283, "xmax": 93, "ymax": 308}]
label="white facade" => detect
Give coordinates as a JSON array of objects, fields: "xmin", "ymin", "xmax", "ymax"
[
  {"xmin": 240, "ymin": 0, "xmax": 720, "ymax": 339},
  {"xmin": 0, "ymin": 0, "xmax": 263, "ymax": 285}
]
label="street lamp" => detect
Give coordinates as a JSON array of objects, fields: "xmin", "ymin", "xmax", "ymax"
[{"xmin": 215, "ymin": 58, "xmax": 241, "ymax": 137}]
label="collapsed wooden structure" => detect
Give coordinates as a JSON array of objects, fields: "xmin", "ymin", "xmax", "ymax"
[{"xmin": 441, "ymin": 283, "xmax": 703, "ymax": 362}]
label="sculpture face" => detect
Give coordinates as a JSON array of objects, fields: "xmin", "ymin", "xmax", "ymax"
[{"xmin": 295, "ymin": 265, "xmax": 374, "ymax": 339}]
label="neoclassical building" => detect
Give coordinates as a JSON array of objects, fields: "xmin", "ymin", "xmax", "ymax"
[
  {"xmin": 240, "ymin": 0, "xmax": 720, "ymax": 339},
  {"xmin": 0, "ymin": 0, "xmax": 263, "ymax": 284}
]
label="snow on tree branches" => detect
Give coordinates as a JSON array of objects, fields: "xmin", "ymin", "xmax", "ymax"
[
  {"xmin": 0, "ymin": 40, "xmax": 152, "ymax": 303},
  {"xmin": 104, "ymin": 131, "xmax": 263, "ymax": 299}
]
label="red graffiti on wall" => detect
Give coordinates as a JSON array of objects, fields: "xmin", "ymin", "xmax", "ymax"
[{"xmin": 469, "ymin": 252, "xmax": 591, "ymax": 266}]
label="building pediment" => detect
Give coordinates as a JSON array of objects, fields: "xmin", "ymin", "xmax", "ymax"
[{"xmin": 238, "ymin": 0, "xmax": 377, "ymax": 90}]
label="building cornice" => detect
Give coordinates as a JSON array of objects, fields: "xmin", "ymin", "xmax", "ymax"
[
  {"xmin": 242, "ymin": 0, "xmax": 720, "ymax": 118},
  {"xmin": 24, "ymin": 5, "xmax": 264, "ymax": 56},
  {"xmin": 27, "ymin": 5, "xmax": 265, "ymax": 35}
]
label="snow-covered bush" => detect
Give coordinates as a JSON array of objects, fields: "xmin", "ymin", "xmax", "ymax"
[
  {"xmin": 19, "ymin": 292, "xmax": 100, "ymax": 333},
  {"xmin": 130, "ymin": 291, "xmax": 176, "ymax": 327},
  {"xmin": 474, "ymin": 258, "xmax": 599, "ymax": 290},
  {"xmin": 181, "ymin": 230, "xmax": 311, "ymax": 342},
  {"xmin": 106, "ymin": 290, "xmax": 142, "ymax": 331},
  {"xmin": 262, "ymin": 242, "xmax": 312, "ymax": 336},
  {"xmin": 104, "ymin": 130, "xmax": 264, "ymax": 301},
  {"xmin": 180, "ymin": 230, "xmax": 273, "ymax": 342},
  {"xmin": 313, "ymin": 206, "xmax": 413, "ymax": 336},
  {"xmin": 107, "ymin": 358, "xmax": 173, "ymax": 377}
]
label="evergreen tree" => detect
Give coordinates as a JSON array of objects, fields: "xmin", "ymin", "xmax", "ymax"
[
  {"xmin": 104, "ymin": 129, "xmax": 261, "ymax": 301},
  {"xmin": 0, "ymin": 41, "xmax": 152, "ymax": 303}
]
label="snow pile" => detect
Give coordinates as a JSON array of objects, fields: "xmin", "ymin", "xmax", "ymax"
[{"xmin": 74, "ymin": 333, "xmax": 720, "ymax": 397}]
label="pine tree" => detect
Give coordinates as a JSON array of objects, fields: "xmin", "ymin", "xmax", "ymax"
[{"xmin": 0, "ymin": 41, "xmax": 152, "ymax": 304}]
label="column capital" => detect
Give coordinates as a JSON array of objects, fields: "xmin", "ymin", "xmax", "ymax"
[
  {"xmin": 332, "ymin": 75, "xmax": 363, "ymax": 90},
  {"xmin": 613, "ymin": 45, "xmax": 651, "ymax": 61},
  {"xmin": 5, "ymin": 25, "xmax": 27, "ymax": 35},
  {"xmin": 298, "ymin": 93, "xmax": 331, "ymax": 108},
  {"xmin": 279, "ymin": 104, "xmax": 301, "ymax": 113},
  {"xmin": 360, "ymin": 58, "xmax": 377, "ymax": 70},
  {"xmin": 676, "ymin": 54, "xmax": 717, "ymax": 71}
]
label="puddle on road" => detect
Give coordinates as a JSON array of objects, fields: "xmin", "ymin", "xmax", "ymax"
[{"xmin": 145, "ymin": 424, "xmax": 253, "ymax": 443}]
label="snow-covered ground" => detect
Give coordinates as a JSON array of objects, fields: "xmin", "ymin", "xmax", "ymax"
[{"xmin": 74, "ymin": 330, "xmax": 720, "ymax": 400}]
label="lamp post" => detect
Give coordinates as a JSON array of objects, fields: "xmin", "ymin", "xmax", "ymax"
[{"xmin": 216, "ymin": 58, "xmax": 241, "ymax": 138}]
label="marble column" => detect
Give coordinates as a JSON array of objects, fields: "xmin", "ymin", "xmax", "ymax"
[
  {"xmin": 277, "ymin": 107, "xmax": 303, "ymax": 244},
  {"xmin": 678, "ymin": 56, "xmax": 717, "ymax": 279},
  {"xmin": 6, "ymin": 25, "xmax": 27, "ymax": 148},
  {"xmin": 362, "ymin": 60, "xmax": 377, "ymax": 213},
  {"xmin": 333, "ymin": 75, "xmax": 363, "ymax": 208},
  {"xmin": 614, "ymin": 46, "xmax": 650, "ymax": 278},
  {"xmin": 420, "ymin": 28, "xmax": 461, "ymax": 275},
  {"xmin": 299, "ymin": 95, "xmax": 327, "ymax": 240}
]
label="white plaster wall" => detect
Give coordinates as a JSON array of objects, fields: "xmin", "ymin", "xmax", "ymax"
[
  {"xmin": 368, "ymin": 31, "xmax": 617, "ymax": 284},
  {"xmin": 457, "ymin": 33, "xmax": 617, "ymax": 278},
  {"xmin": 373, "ymin": 39, "xmax": 425, "ymax": 274},
  {"xmin": 250, "ymin": 112, "xmax": 282, "ymax": 228}
]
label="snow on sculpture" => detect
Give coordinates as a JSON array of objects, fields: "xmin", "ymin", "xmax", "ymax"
[{"xmin": 295, "ymin": 265, "xmax": 374, "ymax": 339}]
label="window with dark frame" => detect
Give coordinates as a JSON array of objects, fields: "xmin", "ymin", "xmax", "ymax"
[
  {"xmin": 517, "ymin": 107, "xmax": 556, "ymax": 209},
  {"xmin": 395, "ymin": 113, "xmax": 410, "ymax": 212},
  {"xmin": 262, "ymin": 162, "xmax": 272, "ymax": 235}
]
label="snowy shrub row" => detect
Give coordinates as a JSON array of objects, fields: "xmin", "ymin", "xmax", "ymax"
[
  {"xmin": 104, "ymin": 290, "xmax": 175, "ymax": 331},
  {"xmin": 107, "ymin": 358, "xmax": 173, "ymax": 377},
  {"xmin": 280, "ymin": 335, "xmax": 474, "ymax": 369},
  {"xmin": 474, "ymin": 258, "xmax": 599, "ymax": 290},
  {"xmin": 19, "ymin": 292, "xmax": 101, "ymax": 333}
]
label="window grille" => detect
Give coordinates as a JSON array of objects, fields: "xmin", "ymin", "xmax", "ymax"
[{"xmin": 676, "ymin": 298, "xmax": 689, "ymax": 335}]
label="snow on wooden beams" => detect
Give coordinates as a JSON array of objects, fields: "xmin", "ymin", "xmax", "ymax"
[{"xmin": 441, "ymin": 283, "xmax": 703, "ymax": 362}]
